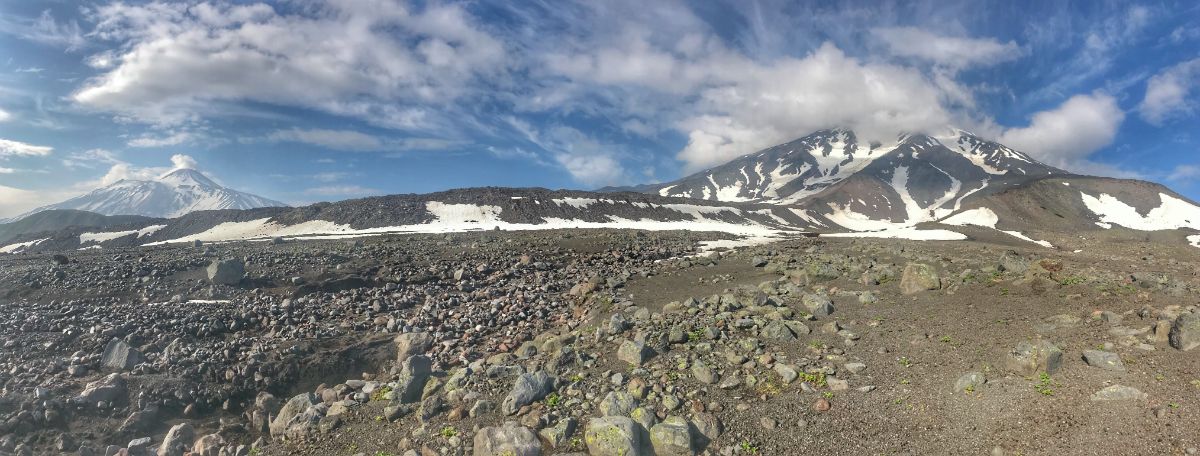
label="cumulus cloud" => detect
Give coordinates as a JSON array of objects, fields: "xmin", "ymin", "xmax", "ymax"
[
  {"xmin": 998, "ymin": 93, "xmax": 1125, "ymax": 168},
  {"xmin": 1139, "ymin": 58, "xmax": 1200, "ymax": 125},
  {"xmin": 871, "ymin": 27, "xmax": 1022, "ymax": 69},
  {"xmin": 169, "ymin": 154, "xmax": 197, "ymax": 170},
  {"xmin": 0, "ymin": 138, "xmax": 53, "ymax": 157},
  {"xmin": 73, "ymin": 1, "xmax": 505, "ymax": 129},
  {"xmin": 0, "ymin": 109, "xmax": 10, "ymax": 122},
  {"xmin": 0, "ymin": 167, "xmax": 13, "ymax": 174}
]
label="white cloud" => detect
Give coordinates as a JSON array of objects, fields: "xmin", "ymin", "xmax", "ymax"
[
  {"xmin": 871, "ymin": 27, "xmax": 1022, "ymax": 69},
  {"xmin": 997, "ymin": 93, "xmax": 1125, "ymax": 168},
  {"xmin": 0, "ymin": 138, "xmax": 53, "ymax": 157},
  {"xmin": 74, "ymin": 1, "xmax": 505, "ymax": 129},
  {"xmin": 0, "ymin": 184, "xmax": 83, "ymax": 219},
  {"xmin": 169, "ymin": 154, "xmax": 197, "ymax": 170},
  {"xmin": 0, "ymin": 167, "xmax": 13, "ymax": 174},
  {"xmin": 269, "ymin": 128, "xmax": 384, "ymax": 151},
  {"xmin": 128, "ymin": 131, "xmax": 194, "ymax": 147},
  {"xmin": 1168, "ymin": 164, "xmax": 1200, "ymax": 182},
  {"xmin": 0, "ymin": 108, "xmax": 10, "ymax": 122},
  {"xmin": 0, "ymin": 10, "xmax": 86, "ymax": 50},
  {"xmin": 1139, "ymin": 58, "xmax": 1200, "ymax": 125}
]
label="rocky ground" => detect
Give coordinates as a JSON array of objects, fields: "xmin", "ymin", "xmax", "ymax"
[{"xmin": 1, "ymin": 228, "xmax": 1199, "ymax": 455}]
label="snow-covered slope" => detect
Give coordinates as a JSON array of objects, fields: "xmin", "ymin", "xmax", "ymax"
[
  {"xmin": 645, "ymin": 129, "xmax": 1064, "ymax": 232},
  {"xmin": 19, "ymin": 168, "xmax": 286, "ymax": 219}
]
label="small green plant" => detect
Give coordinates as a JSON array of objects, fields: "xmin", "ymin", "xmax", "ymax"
[
  {"xmin": 370, "ymin": 385, "xmax": 393, "ymax": 402},
  {"xmin": 740, "ymin": 440, "xmax": 760, "ymax": 454},
  {"xmin": 899, "ymin": 357, "xmax": 913, "ymax": 368},
  {"xmin": 939, "ymin": 336, "xmax": 952, "ymax": 343},
  {"xmin": 249, "ymin": 449, "xmax": 261, "ymax": 456},
  {"xmin": 545, "ymin": 392, "xmax": 561, "ymax": 407},
  {"xmin": 570, "ymin": 437, "xmax": 583, "ymax": 449},
  {"xmin": 373, "ymin": 452, "xmax": 396, "ymax": 456},
  {"xmin": 964, "ymin": 384, "xmax": 975, "ymax": 393},
  {"xmin": 688, "ymin": 329, "xmax": 704, "ymax": 342},
  {"xmin": 1000, "ymin": 288, "xmax": 1010, "ymax": 296},
  {"xmin": 899, "ymin": 378, "xmax": 910, "ymax": 385},
  {"xmin": 1059, "ymin": 276, "xmax": 1085, "ymax": 286},
  {"xmin": 373, "ymin": 415, "xmax": 384, "ymax": 422},
  {"xmin": 807, "ymin": 340, "xmax": 824, "ymax": 350},
  {"xmin": 822, "ymin": 391, "xmax": 834, "ymax": 399},
  {"xmin": 798, "ymin": 371, "xmax": 827, "ymax": 387},
  {"xmin": 440, "ymin": 426, "xmax": 458, "ymax": 438},
  {"xmin": 1191, "ymin": 379, "xmax": 1200, "ymax": 389},
  {"xmin": 1168, "ymin": 402, "xmax": 1180, "ymax": 409},
  {"xmin": 1034, "ymin": 372, "xmax": 1055, "ymax": 396}
]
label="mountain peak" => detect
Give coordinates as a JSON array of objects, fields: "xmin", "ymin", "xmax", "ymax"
[{"xmin": 158, "ymin": 167, "xmax": 218, "ymax": 188}]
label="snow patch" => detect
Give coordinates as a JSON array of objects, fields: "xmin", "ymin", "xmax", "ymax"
[
  {"xmin": 940, "ymin": 207, "xmax": 999, "ymax": 228},
  {"xmin": 823, "ymin": 228, "xmax": 967, "ymax": 241},
  {"xmin": 0, "ymin": 238, "xmax": 49, "ymax": 254},
  {"xmin": 80, "ymin": 230, "xmax": 137, "ymax": 244},
  {"xmin": 1189, "ymin": 235, "xmax": 1200, "ymax": 248},
  {"xmin": 1081, "ymin": 192, "xmax": 1200, "ymax": 231},
  {"xmin": 426, "ymin": 202, "xmax": 502, "ymax": 223},
  {"xmin": 1001, "ymin": 231, "xmax": 1055, "ymax": 248}
]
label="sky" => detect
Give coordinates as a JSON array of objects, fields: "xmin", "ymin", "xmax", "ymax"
[{"xmin": 0, "ymin": 0, "xmax": 1197, "ymax": 218}]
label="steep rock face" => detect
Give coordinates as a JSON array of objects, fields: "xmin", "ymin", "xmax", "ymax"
[{"xmin": 19, "ymin": 168, "xmax": 286, "ymax": 219}]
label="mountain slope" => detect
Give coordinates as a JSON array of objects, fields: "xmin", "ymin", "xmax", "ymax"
[
  {"xmin": 0, "ymin": 210, "xmax": 158, "ymax": 245},
  {"xmin": 648, "ymin": 129, "xmax": 1067, "ymax": 230},
  {"xmin": 19, "ymin": 168, "xmax": 286, "ymax": 220}
]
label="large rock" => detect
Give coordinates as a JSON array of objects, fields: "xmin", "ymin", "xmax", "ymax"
[
  {"xmin": 157, "ymin": 423, "xmax": 194, "ymax": 456},
  {"xmin": 269, "ymin": 393, "xmax": 320, "ymax": 437},
  {"xmin": 1169, "ymin": 313, "xmax": 1200, "ymax": 351},
  {"xmin": 585, "ymin": 416, "xmax": 652, "ymax": 456},
  {"xmin": 953, "ymin": 372, "xmax": 986, "ymax": 393},
  {"xmin": 649, "ymin": 416, "xmax": 695, "ymax": 456},
  {"xmin": 206, "ymin": 258, "xmax": 244, "ymax": 285},
  {"xmin": 502, "ymin": 371, "xmax": 555, "ymax": 415},
  {"xmin": 191, "ymin": 434, "xmax": 224, "ymax": 456},
  {"xmin": 599, "ymin": 391, "xmax": 639, "ymax": 417},
  {"xmin": 900, "ymin": 263, "xmax": 940, "ymax": 294},
  {"xmin": 395, "ymin": 355, "xmax": 433, "ymax": 403},
  {"xmin": 1081, "ymin": 350, "xmax": 1125, "ymax": 371},
  {"xmin": 101, "ymin": 338, "xmax": 143, "ymax": 371},
  {"xmin": 474, "ymin": 421, "xmax": 542, "ymax": 456},
  {"xmin": 1004, "ymin": 340, "xmax": 1062, "ymax": 376},
  {"xmin": 1091, "ymin": 385, "xmax": 1147, "ymax": 401},
  {"xmin": 801, "ymin": 294, "xmax": 834, "ymax": 318},
  {"xmin": 617, "ymin": 340, "xmax": 652, "ymax": 366},
  {"xmin": 74, "ymin": 373, "xmax": 126, "ymax": 405},
  {"xmin": 395, "ymin": 332, "xmax": 434, "ymax": 361}
]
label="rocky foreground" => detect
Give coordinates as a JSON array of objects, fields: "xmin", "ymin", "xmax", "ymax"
[{"xmin": 1, "ymin": 229, "xmax": 1199, "ymax": 455}]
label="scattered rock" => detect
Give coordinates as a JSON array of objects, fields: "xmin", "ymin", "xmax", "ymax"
[{"xmin": 900, "ymin": 263, "xmax": 940, "ymax": 294}]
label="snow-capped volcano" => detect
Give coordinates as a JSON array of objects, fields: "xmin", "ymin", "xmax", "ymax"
[
  {"xmin": 646, "ymin": 128, "xmax": 1066, "ymax": 229},
  {"xmin": 18, "ymin": 167, "xmax": 286, "ymax": 220}
]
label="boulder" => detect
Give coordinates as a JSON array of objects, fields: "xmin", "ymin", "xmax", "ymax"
[
  {"xmin": 395, "ymin": 355, "xmax": 433, "ymax": 403},
  {"xmin": 395, "ymin": 332, "xmax": 434, "ymax": 361},
  {"xmin": 599, "ymin": 391, "xmax": 639, "ymax": 417},
  {"xmin": 1081, "ymin": 350, "xmax": 1125, "ymax": 371},
  {"xmin": 157, "ymin": 423, "xmax": 194, "ymax": 456},
  {"xmin": 502, "ymin": 371, "xmax": 555, "ymax": 415},
  {"xmin": 1169, "ymin": 313, "xmax": 1200, "ymax": 351},
  {"xmin": 801, "ymin": 294, "xmax": 834, "ymax": 317},
  {"xmin": 191, "ymin": 434, "xmax": 224, "ymax": 456},
  {"xmin": 1091, "ymin": 385, "xmax": 1147, "ymax": 401},
  {"xmin": 75, "ymin": 373, "xmax": 126, "ymax": 405},
  {"xmin": 649, "ymin": 416, "xmax": 695, "ymax": 456},
  {"xmin": 617, "ymin": 340, "xmax": 652, "ymax": 366},
  {"xmin": 1004, "ymin": 340, "xmax": 1062, "ymax": 376},
  {"xmin": 206, "ymin": 258, "xmax": 245, "ymax": 285},
  {"xmin": 900, "ymin": 263, "xmax": 940, "ymax": 294},
  {"xmin": 585, "ymin": 416, "xmax": 652, "ymax": 456},
  {"xmin": 101, "ymin": 338, "xmax": 143, "ymax": 371},
  {"xmin": 474, "ymin": 421, "xmax": 542, "ymax": 456},
  {"xmin": 953, "ymin": 372, "xmax": 986, "ymax": 393},
  {"xmin": 269, "ymin": 393, "xmax": 320, "ymax": 437}
]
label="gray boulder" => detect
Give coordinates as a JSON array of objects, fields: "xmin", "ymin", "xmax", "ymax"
[
  {"xmin": 157, "ymin": 423, "xmax": 194, "ymax": 456},
  {"xmin": 502, "ymin": 371, "xmax": 555, "ymax": 415},
  {"xmin": 599, "ymin": 391, "xmax": 639, "ymax": 417},
  {"xmin": 953, "ymin": 372, "xmax": 986, "ymax": 393},
  {"xmin": 206, "ymin": 258, "xmax": 244, "ymax": 285},
  {"xmin": 617, "ymin": 340, "xmax": 652, "ymax": 366},
  {"xmin": 1004, "ymin": 340, "xmax": 1062, "ymax": 376},
  {"xmin": 900, "ymin": 263, "xmax": 940, "ymax": 294},
  {"xmin": 101, "ymin": 338, "xmax": 143, "ymax": 371},
  {"xmin": 75, "ymin": 373, "xmax": 126, "ymax": 405},
  {"xmin": 1082, "ymin": 350, "xmax": 1125, "ymax": 371},
  {"xmin": 585, "ymin": 416, "xmax": 651, "ymax": 456},
  {"xmin": 1169, "ymin": 313, "xmax": 1200, "ymax": 351},
  {"xmin": 474, "ymin": 421, "xmax": 542, "ymax": 456},
  {"xmin": 801, "ymin": 294, "xmax": 834, "ymax": 317},
  {"xmin": 395, "ymin": 332, "xmax": 434, "ymax": 361},
  {"xmin": 1091, "ymin": 385, "xmax": 1147, "ymax": 401},
  {"xmin": 395, "ymin": 355, "xmax": 433, "ymax": 403},
  {"xmin": 269, "ymin": 393, "xmax": 320, "ymax": 437},
  {"xmin": 649, "ymin": 416, "xmax": 695, "ymax": 456}
]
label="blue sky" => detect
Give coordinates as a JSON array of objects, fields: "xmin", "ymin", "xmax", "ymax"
[{"xmin": 0, "ymin": 0, "xmax": 1197, "ymax": 218}]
